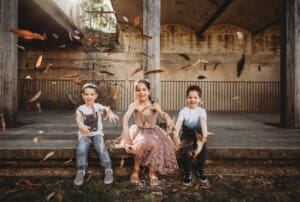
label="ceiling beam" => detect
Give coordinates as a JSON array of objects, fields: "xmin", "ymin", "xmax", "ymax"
[
  {"xmin": 253, "ymin": 17, "xmax": 280, "ymax": 36},
  {"xmin": 196, "ymin": 0, "xmax": 233, "ymax": 38},
  {"xmin": 31, "ymin": 0, "xmax": 82, "ymax": 33}
]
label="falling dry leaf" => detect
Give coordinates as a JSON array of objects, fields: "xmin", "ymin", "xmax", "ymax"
[
  {"xmin": 68, "ymin": 31, "xmax": 73, "ymax": 41},
  {"xmin": 131, "ymin": 65, "xmax": 142, "ymax": 77},
  {"xmin": 134, "ymin": 16, "xmax": 141, "ymax": 26},
  {"xmin": 36, "ymin": 102, "xmax": 42, "ymax": 113},
  {"xmin": 237, "ymin": 53, "xmax": 246, "ymax": 77},
  {"xmin": 25, "ymin": 75, "xmax": 32, "ymax": 80},
  {"xmin": 35, "ymin": 55, "xmax": 43, "ymax": 68},
  {"xmin": 72, "ymin": 76, "xmax": 86, "ymax": 86},
  {"xmin": 87, "ymin": 34, "xmax": 98, "ymax": 46},
  {"xmin": 43, "ymin": 63, "xmax": 53, "ymax": 74},
  {"xmin": 178, "ymin": 53, "xmax": 190, "ymax": 60},
  {"xmin": 17, "ymin": 45, "xmax": 25, "ymax": 51},
  {"xmin": 33, "ymin": 135, "xmax": 42, "ymax": 143},
  {"xmin": 140, "ymin": 51, "xmax": 152, "ymax": 58},
  {"xmin": 10, "ymin": 29, "xmax": 46, "ymax": 40},
  {"xmin": 99, "ymin": 70, "xmax": 114, "ymax": 76},
  {"xmin": 67, "ymin": 93, "xmax": 77, "ymax": 104},
  {"xmin": 137, "ymin": 34, "xmax": 152, "ymax": 40},
  {"xmin": 197, "ymin": 75, "xmax": 207, "ymax": 80},
  {"xmin": 52, "ymin": 33, "xmax": 59, "ymax": 39},
  {"xmin": 113, "ymin": 90, "xmax": 121, "ymax": 100},
  {"xmin": 120, "ymin": 156, "xmax": 125, "ymax": 168},
  {"xmin": 0, "ymin": 113, "xmax": 6, "ymax": 132},
  {"xmin": 213, "ymin": 62, "xmax": 220, "ymax": 71},
  {"xmin": 236, "ymin": 31, "xmax": 244, "ymax": 40},
  {"xmin": 181, "ymin": 64, "xmax": 193, "ymax": 69},
  {"xmin": 64, "ymin": 158, "xmax": 72, "ymax": 164},
  {"xmin": 64, "ymin": 74, "xmax": 79, "ymax": 78},
  {"xmin": 122, "ymin": 16, "xmax": 129, "ymax": 22},
  {"xmin": 29, "ymin": 91, "xmax": 42, "ymax": 102},
  {"xmin": 144, "ymin": 69, "xmax": 165, "ymax": 75},
  {"xmin": 232, "ymin": 96, "xmax": 240, "ymax": 100},
  {"xmin": 42, "ymin": 151, "xmax": 55, "ymax": 161}
]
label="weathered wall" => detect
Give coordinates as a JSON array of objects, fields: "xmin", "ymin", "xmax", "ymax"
[{"xmin": 19, "ymin": 23, "xmax": 280, "ymax": 82}]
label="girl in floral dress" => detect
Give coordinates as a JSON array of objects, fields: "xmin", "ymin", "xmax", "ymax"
[{"xmin": 120, "ymin": 80, "xmax": 178, "ymax": 186}]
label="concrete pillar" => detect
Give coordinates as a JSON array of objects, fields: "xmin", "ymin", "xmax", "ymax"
[
  {"xmin": 280, "ymin": 0, "xmax": 300, "ymax": 128},
  {"xmin": 143, "ymin": 0, "xmax": 161, "ymax": 103},
  {"xmin": 0, "ymin": 0, "xmax": 18, "ymax": 127}
]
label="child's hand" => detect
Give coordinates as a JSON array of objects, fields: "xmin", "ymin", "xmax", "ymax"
[
  {"xmin": 173, "ymin": 136, "xmax": 181, "ymax": 151},
  {"xmin": 79, "ymin": 124, "xmax": 91, "ymax": 135},
  {"xmin": 103, "ymin": 107, "xmax": 119, "ymax": 123}
]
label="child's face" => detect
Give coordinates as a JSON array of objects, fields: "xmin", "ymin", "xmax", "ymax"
[
  {"xmin": 82, "ymin": 87, "xmax": 98, "ymax": 106},
  {"xmin": 135, "ymin": 83, "xmax": 150, "ymax": 102},
  {"xmin": 186, "ymin": 90, "xmax": 201, "ymax": 109}
]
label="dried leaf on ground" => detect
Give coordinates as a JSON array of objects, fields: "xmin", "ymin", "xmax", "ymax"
[
  {"xmin": 29, "ymin": 91, "xmax": 42, "ymax": 102},
  {"xmin": 35, "ymin": 55, "xmax": 43, "ymax": 68},
  {"xmin": 55, "ymin": 191, "xmax": 63, "ymax": 202},
  {"xmin": 47, "ymin": 192, "xmax": 56, "ymax": 201},
  {"xmin": 87, "ymin": 34, "xmax": 98, "ymax": 46}
]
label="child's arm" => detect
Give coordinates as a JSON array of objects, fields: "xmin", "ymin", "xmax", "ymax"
[
  {"xmin": 76, "ymin": 113, "xmax": 90, "ymax": 136},
  {"xmin": 120, "ymin": 102, "xmax": 135, "ymax": 143},
  {"xmin": 200, "ymin": 117, "xmax": 208, "ymax": 142},
  {"xmin": 152, "ymin": 103, "xmax": 174, "ymax": 131},
  {"xmin": 101, "ymin": 106, "xmax": 119, "ymax": 123},
  {"xmin": 174, "ymin": 119, "xmax": 182, "ymax": 150}
]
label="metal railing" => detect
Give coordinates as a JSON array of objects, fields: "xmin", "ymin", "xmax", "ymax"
[{"xmin": 18, "ymin": 79, "xmax": 280, "ymax": 112}]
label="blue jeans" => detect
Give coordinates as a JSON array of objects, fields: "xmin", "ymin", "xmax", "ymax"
[{"xmin": 76, "ymin": 135, "xmax": 111, "ymax": 171}]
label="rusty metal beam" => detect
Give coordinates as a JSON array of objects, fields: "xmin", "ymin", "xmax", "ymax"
[
  {"xmin": 196, "ymin": 0, "xmax": 233, "ymax": 38},
  {"xmin": 253, "ymin": 17, "xmax": 280, "ymax": 36}
]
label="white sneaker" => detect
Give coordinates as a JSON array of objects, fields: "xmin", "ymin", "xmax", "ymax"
[
  {"xmin": 104, "ymin": 168, "xmax": 113, "ymax": 184},
  {"xmin": 74, "ymin": 170, "xmax": 85, "ymax": 186}
]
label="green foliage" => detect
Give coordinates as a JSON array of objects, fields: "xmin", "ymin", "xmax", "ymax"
[{"xmin": 80, "ymin": 0, "xmax": 116, "ymax": 32}]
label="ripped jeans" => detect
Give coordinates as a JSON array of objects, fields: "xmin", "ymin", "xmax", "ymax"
[{"xmin": 76, "ymin": 135, "xmax": 111, "ymax": 171}]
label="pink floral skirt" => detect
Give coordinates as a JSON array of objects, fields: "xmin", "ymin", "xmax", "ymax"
[{"xmin": 126, "ymin": 124, "xmax": 178, "ymax": 174}]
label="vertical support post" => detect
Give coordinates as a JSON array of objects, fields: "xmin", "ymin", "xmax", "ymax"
[
  {"xmin": 0, "ymin": 0, "xmax": 18, "ymax": 127},
  {"xmin": 280, "ymin": 0, "xmax": 300, "ymax": 128},
  {"xmin": 143, "ymin": 0, "xmax": 161, "ymax": 103}
]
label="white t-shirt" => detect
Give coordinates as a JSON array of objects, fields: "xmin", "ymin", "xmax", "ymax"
[
  {"xmin": 177, "ymin": 106, "xmax": 207, "ymax": 132},
  {"xmin": 76, "ymin": 103, "xmax": 104, "ymax": 137}
]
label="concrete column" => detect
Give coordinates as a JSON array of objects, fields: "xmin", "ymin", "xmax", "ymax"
[
  {"xmin": 143, "ymin": 0, "xmax": 161, "ymax": 103},
  {"xmin": 280, "ymin": 0, "xmax": 300, "ymax": 128},
  {"xmin": 0, "ymin": 0, "xmax": 18, "ymax": 127}
]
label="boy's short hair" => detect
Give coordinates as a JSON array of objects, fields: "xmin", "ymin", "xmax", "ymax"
[
  {"xmin": 186, "ymin": 85, "xmax": 202, "ymax": 97},
  {"xmin": 82, "ymin": 83, "xmax": 98, "ymax": 93}
]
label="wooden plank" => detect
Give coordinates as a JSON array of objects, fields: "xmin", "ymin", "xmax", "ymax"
[
  {"xmin": 0, "ymin": 0, "xmax": 18, "ymax": 127},
  {"xmin": 143, "ymin": 0, "xmax": 161, "ymax": 103},
  {"xmin": 280, "ymin": 0, "xmax": 300, "ymax": 128}
]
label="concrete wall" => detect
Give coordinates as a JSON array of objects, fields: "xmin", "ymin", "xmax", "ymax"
[{"xmin": 19, "ymin": 23, "xmax": 280, "ymax": 82}]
